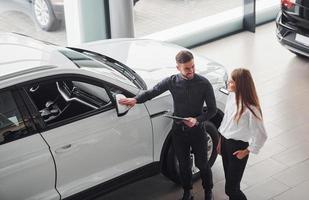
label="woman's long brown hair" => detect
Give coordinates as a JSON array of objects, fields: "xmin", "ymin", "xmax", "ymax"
[{"xmin": 231, "ymin": 68, "xmax": 262, "ymax": 122}]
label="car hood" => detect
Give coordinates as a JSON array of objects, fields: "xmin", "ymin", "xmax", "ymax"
[{"xmin": 76, "ymin": 39, "xmax": 227, "ymax": 89}]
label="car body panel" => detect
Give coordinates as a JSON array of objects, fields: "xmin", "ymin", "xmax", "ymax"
[
  {"xmin": 0, "ymin": 134, "xmax": 59, "ymax": 200},
  {"xmin": 78, "ymin": 39, "xmax": 227, "ymax": 89},
  {"xmin": 144, "ymin": 94, "xmax": 174, "ymax": 161},
  {"xmin": 282, "ymin": 0, "xmax": 309, "ymax": 29},
  {"xmin": 41, "ymin": 103, "xmax": 153, "ymax": 198}
]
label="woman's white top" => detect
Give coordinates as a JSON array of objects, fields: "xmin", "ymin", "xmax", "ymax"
[{"xmin": 219, "ymin": 92, "xmax": 267, "ymax": 154}]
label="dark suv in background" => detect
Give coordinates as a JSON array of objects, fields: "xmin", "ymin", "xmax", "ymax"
[{"xmin": 276, "ymin": 0, "xmax": 309, "ymax": 57}]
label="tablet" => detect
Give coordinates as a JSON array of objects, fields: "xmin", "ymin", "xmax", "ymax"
[{"xmin": 164, "ymin": 115, "xmax": 189, "ymax": 121}]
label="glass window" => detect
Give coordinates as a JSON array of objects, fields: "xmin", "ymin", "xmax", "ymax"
[
  {"xmin": 0, "ymin": 91, "xmax": 29, "ymax": 145},
  {"xmin": 25, "ymin": 79, "xmax": 113, "ymax": 126}
]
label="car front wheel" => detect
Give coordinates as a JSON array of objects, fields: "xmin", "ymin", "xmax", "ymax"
[
  {"xmin": 32, "ymin": 0, "xmax": 59, "ymax": 31},
  {"xmin": 165, "ymin": 122, "xmax": 219, "ymax": 184}
]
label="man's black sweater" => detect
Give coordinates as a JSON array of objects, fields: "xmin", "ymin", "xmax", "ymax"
[{"xmin": 135, "ymin": 74, "xmax": 217, "ymax": 123}]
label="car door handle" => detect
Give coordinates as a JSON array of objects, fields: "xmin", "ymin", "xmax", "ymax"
[{"xmin": 55, "ymin": 144, "xmax": 72, "ymax": 154}]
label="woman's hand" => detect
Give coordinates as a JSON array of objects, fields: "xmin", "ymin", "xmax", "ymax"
[{"xmin": 233, "ymin": 149, "xmax": 250, "ymax": 159}]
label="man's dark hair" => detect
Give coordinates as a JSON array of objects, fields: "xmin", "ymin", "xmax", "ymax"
[{"xmin": 175, "ymin": 50, "xmax": 194, "ymax": 64}]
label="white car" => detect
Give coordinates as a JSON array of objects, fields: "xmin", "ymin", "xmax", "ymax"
[{"xmin": 0, "ymin": 32, "xmax": 228, "ymax": 200}]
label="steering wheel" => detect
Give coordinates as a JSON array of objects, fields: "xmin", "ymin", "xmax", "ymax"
[{"xmin": 56, "ymin": 81, "xmax": 72, "ymax": 102}]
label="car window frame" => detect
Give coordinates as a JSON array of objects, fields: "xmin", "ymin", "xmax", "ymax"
[
  {"xmin": 17, "ymin": 74, "xmax": 134, "ymax": 132},
  {"xmin": 0, "ymin": 87, "xmax": 38, "ymax": 145}
]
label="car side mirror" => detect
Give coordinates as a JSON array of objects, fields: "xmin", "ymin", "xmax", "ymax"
[{"xmin": 115, "ymin": 94, "xmax": 130, "ymax": 116}]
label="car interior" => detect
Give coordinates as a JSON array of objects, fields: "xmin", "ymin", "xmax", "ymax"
[{"xmin": 27, "ymin": 80, "xmax": 113, "ymax": 125}]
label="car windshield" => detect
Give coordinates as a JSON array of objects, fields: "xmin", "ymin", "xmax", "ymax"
[{"xmin": 58, "ymin": 48, "xmax": 146, "ymax": 89}]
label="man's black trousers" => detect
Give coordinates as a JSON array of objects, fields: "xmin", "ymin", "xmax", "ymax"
[
  {"xmin": 221, "ymin": 136, "xmax": 249, "ymax": 200},
  {"xmin": 171, "ymin": 123, "xmax": 213, "ymax": 192}
]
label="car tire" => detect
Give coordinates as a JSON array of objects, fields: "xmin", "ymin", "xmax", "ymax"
[
  {"xmin": 32, "ymin": 0, "xmax": 60, "ymax": 31},
  {"xmin": 165, "ymin": 122, "xmax": 219, "ymax": 184}
]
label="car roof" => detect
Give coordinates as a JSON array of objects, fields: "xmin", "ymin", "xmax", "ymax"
[
  {"xmin": 0, "ymin": 32, "xmax": 79, "ymax": 82},
  {"xmin": 0, "ymin": 33, "xmax": 140, "ymax": 93}
]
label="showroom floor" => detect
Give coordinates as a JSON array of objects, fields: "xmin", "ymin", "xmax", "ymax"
[{"xmin": 99, "ymin": 22, "xmax": 309, "ymax": 200}]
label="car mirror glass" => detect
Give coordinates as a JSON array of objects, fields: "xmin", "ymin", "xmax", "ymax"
[{"xmin": 115, "ymin": 94, "xmax": 130, "ymax": 116}]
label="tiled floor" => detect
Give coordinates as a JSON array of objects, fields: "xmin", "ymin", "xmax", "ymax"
[{"xmin": 100, "ymin": 22, "xmax": 309, "ymax": 200}]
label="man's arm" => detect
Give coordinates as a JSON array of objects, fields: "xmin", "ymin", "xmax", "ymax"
[
  {"xmin": 196, "ymin": 81, "xmax": 217, "ymax": 123},
  {"xmin": 135, "ymin": 77, "xmax": 170, "ymax": 103},
  {"xmin": 119, "ymin": 77, "xmax": 170, "ymax": 106}
]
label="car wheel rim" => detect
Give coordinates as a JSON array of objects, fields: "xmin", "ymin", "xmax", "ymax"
[
  {"xmin": 34, "ymin": 0, "xmax": 50, "ymax": 26},
  {"xmin": 175, "ymin": 134, "xmax": 214, "ymax": 175}
]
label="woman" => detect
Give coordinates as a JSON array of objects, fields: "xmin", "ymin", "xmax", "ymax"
[{"xmin": 217, "ymin": 68, "xmax": 267, "ymax": 200}]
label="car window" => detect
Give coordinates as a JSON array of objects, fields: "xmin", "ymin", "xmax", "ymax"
[
  {"xmin": 0, "ymin": 91, "xmax": 29, "ymax": 145},
  {"xmin": 25, "ymin": 79, "xmax": 113, "ymax": 126}
]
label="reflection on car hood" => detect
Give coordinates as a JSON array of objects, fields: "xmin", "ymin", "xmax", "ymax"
[{"xmin": 77, "ymin": 39, "xmax": 227, "ymax": 89}]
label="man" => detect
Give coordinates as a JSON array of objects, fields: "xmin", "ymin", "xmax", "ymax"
[{"xmin": 119, "ymin": 50, "xmax": 217, "ymax": 200}]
